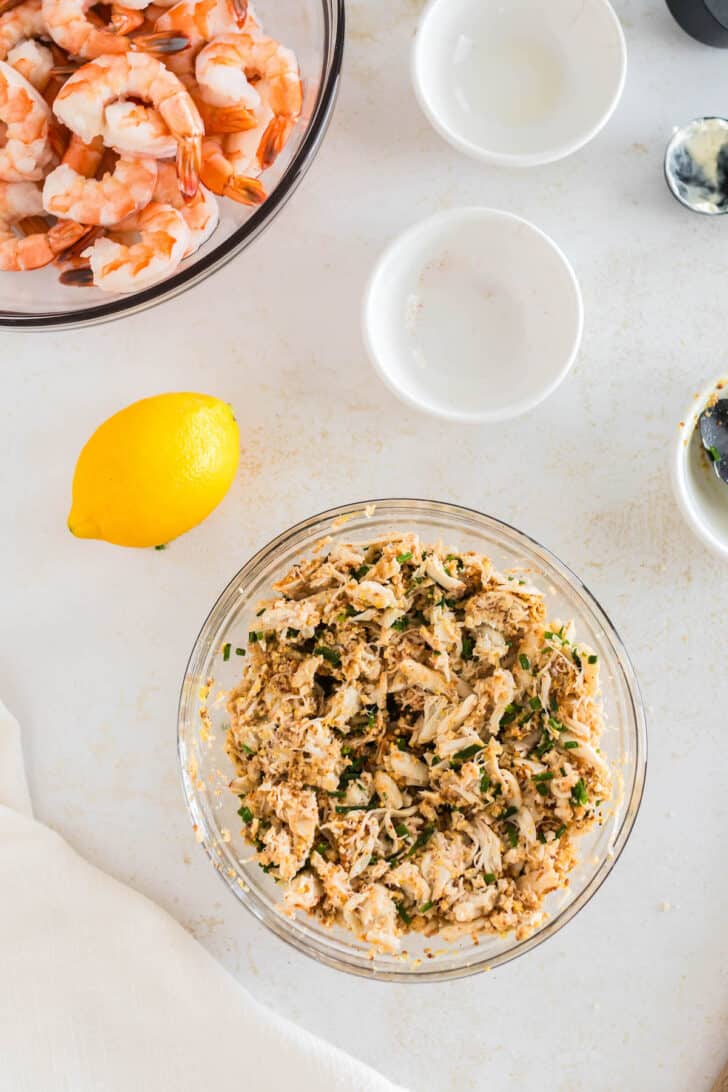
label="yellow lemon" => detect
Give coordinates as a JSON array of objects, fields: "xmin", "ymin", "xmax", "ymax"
[{"xmin": 68, "ymin": 393, "xmax": 239, "ymax": 548}]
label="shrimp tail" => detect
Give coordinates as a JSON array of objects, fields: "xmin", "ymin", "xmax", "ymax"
[
  {"xmin": 59, "ymin": 260, "xmax": 93, "ymax": 286},
  {"xmin": 17, "ymin": 215, "xmax": 49, "ymax": 236},
  {"xmin": 222, "ymin": 174, "xmax": 266, "ymax": 206},
  {"xmin": 257, "ymin": 115, "xmax": 296, "ymax": 171},
  {"xmin": 110, "ymin": 5, "xmax": 146, "ymax": 34},
  {"xmin": 177, "ymin": 136, "xmax": 201, "ymax": 198},
  {"xmin": 48, "ymin": 219, "xmax": 92, "ymax": 256},
  {"xmin": 48, "ymin": 120, "xmax": 70, "ymax": 161},
  {"xmin": 130, "ymin": 31, "xmax": 190, "ymax": 55},
  {"xmin": 230, "ymin": 0, "xmax": 248, "ymax": 26},
  {"xmin": 196, "ymin": 100, "xmax": 257, "ymax": 135}
]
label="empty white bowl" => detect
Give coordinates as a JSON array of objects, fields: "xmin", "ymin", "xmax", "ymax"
[
  {"xmin": 412, "ymin": 0, "xmax": 627, "ymax": 167},
  {"xmin": 673, "ymin": 374, "xmax": 728, "ymax": 559},
  {"xmin": 362, "ymin": 208, "xmax": 583, "ymax": 423}
]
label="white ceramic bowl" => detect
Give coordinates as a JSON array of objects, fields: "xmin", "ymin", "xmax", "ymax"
[
  {"xmin": 673, "ymin": 373, "xmax": 728, "ymax": 559},
  {"xmin": 412, "ymin": 0, "xmax": 627, "ymax": 167},
  {"xmin": 362, "ymin": 207, "xmax": 583, "ymax": 423}
]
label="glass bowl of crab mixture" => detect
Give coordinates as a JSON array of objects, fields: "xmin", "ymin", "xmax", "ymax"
[
  {"xmin": 0, "ymin": 0, "xmax": 344, "ymax": 330},
  {"xmin": 179, "ymin": 500, "xmax": 647, "ymax": 982}
]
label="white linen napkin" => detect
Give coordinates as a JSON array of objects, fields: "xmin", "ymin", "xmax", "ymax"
[{"xmin": 0, "ymin": 699, "xmax": 408, "ymax": 1092}]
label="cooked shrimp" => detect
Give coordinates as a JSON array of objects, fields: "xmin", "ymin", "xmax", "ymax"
[
  {"xmin": 222, "ymin": 96, "xmax": 272, "ymax": 177},
  {"xmin": 103, "ymin": 99, "xmax": 177, "ymax": 158},
  {"xmin": 7, "ymin": 38, "xmax": 52, "ymax": 89},
  {"xmin": 43, "ymin": 151, "xmax": 156, "ymax": 224},
  {"xmin": 0, "ymin": 59, "xmax": 53, "ymax": 180},
  {"xmin": 154, "ymin": 0, "xmax": 248, "ymax": 73},
  {"xmin": 63, "ymin": 200, "xmax": 189, "ymax": 291},
  {"xmin": 41, "ymin": 0, "xmax": 189, "ymax": 61},
  {"xmin": 195, "ymin": 32, "xmax": 302, "ymax": 168},
  {"xmin": 52, "ymin": 53, "xmax": 203, "ymax": 195},
  {"xmin": 199, "ymin": 135, "xmax": 264, "ymax": 205},
  {"xmin": 152, "ymin": 158, "xmax": 217, "ymax": 254},
  {"xmin": 0, "ymin": 0, "xmax": 46, "ymax": 66},
  {"xmin": 0, "ymin": 178, "xmax": 85, "ymax": 268}
]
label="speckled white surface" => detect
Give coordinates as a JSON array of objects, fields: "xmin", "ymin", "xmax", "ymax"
[{"xmin": 1, "ymin": 1, "xmax": 727, "ymax": 1089}]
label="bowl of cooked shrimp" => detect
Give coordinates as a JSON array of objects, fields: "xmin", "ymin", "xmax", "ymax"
[{"xmin": 0, "ymin": 0, "xmax": 344, "ymax": 328}]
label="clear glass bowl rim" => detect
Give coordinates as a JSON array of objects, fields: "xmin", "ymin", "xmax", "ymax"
[
  {"xmin": 178, "ymin": 498, "xmax": 648, "ymax": 982},
  {"xmin": 1, "ymin": 0, "xmax": 345, "ymax": 331}
]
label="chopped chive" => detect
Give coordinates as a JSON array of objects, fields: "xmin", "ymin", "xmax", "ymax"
[
  {"xmin": 396, "ymin": 737, "xmax": 410, "ymax": 751},
  {"xmin": 407, "ymin": 824, "xmax": 435, "ymax": 857},
  {"xmin": 461, "ymin": 635, "xmax": 475, "ymax": 661},
  {"xmin": 353, "ymin": 564, "xmax": 370, "ymax": 581},
  {"xmin": 235, "ymin": 647, "xmax": 246, "ymax": 656},
  {"xmin": 529, "ymin": 696, "xmax": 542, "ymax": 711},
  {"xmin": 549, "ymin": 695, "xmax": 559, "ymax": 713},
  {"xmin": 483, "ymin": 872, "xmax": 496, "ymax": 884},
  {"xmin": 505, "ymin": 823, "xmax": 518, "ymax": 848},
  {"xmin": 248, "ymin": 631, "xmax": 264, "ymax": 643},
  {"xmin": 534, "ymin": 732, "xmax": 554, "ymax": 758},
  {"xmin": 315, "ymin": 841, "xmax": 328, "ymax": 855},
  {"xmin": 367, "ymin": 707, "xmax": 377, "ymax": 728},
  {"xmin": 314, "ymin": 646, "xmax": 342, "ymax": 668},
  {"xmin": 588, "ymin": 654, "xmax": 598, "ymax": 664},
  {"xmin": 500, "ymin": 703, "xmax": 521, "ymax": 728},
  {"xmin": 241, "ymin": 743, "xmax": 255, "ymax": 756},
  {"xmin": 238, "ymin": 805, "xmax": 253, "ymax": 823},
  {"xmin": 544, "ymin": 631, "xmax": 554, "ymax": 640},
  {"xmin": 419, "ymin": 900, "xmax": 434, "ymax": 913},
  {"xmin": 555, "ymin": 824, "xmax": 567, "ymax": 839},
  {"xmin": 563, "ymin": 740, "xmax": 579, "ymax": 750},
  {"xmin": 256, "ymin": 607, "xmax": 266, "ymax": 617},
  {"xmin": 396, "ymin": 902, "xmax": 412, "ymax": 925},
  {"xmin": 532, "ymin": 771, "xmax": 555, "ymax": 782},
  {"xmin": 500, "ymin": 805, "xmax": 517, "ymax": 821},
  {"xmin": 391, "ymin": 617, "xmax": 408, "ymax": 632},
  {"xmin": 536, "ymin": 783, "xmax": 549, "ymax": 796},
  {"xmin": 480, "ymin": 773, "xmax": 491, "ymax": 794},
  {"xmin": 549, "ymin": 716, "xmax": 567, "ymax": 733},
  {"xmin": 154, "ymin": 543, "xmax": 166, "ymax": 551},
  {"xmin": 285, "ymin": 627, "xmax": 300, "ymax": 639},
  {"xmin": 572, "ymin": 649, "xmax": 583, "ymax": 671},
  {"xmin": 335, "ymin": 804, "xmax": 370, "ymax": 813},
  {"xmin": 519, "ymin": 653, "xmax": 531, "ymax": 671},
  {"xmin": 709, "ymin": 445, "xmax": 721, "ymax": 462},
  {"xmin": 451, "ymin": 742, "xmax": 483, "ymax": 764},
  {"xmin": 537, "ymin": 831, "xmax": 547, "ymax": 844},
  {"xmin": 222, "ymin": 642, "xmax": 231, "ymax": 661},
  {"xmin": 394, "ymin": 822, "xmax": 409, "ymax": 837},
  {"xmin": 571, "ymin": 778, "xmax": 588, "ymax": 806},
  {"xmin": 396, "ymin": 551, "xmax": 413, "ymax": 564}
]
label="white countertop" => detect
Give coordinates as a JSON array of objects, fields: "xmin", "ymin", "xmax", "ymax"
[{"xmin": 2, "ymin": 1, "xmax": 727, "ymax": 1089}]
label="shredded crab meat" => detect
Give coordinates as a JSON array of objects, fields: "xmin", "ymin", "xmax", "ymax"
[{"xmin": 225, "ymin": 533, "xmax": 613, "ymax": 953}]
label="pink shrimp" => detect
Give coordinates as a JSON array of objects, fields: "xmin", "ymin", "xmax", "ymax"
[
  {"xmin": 61, "ymin": 200, "xmax": 189, "ymax": 291},
  {"xmin": 154, "ymin": 0, "xmax": 249, "ymax": 74},
  {"xmin": 0, "ymin": 178, "xmax": 86, "ymax": 268},
  {"xmin": 199, "ymin": 134, "xmax": 263, "ymax": 205},
  {"xmin": 52, "ymin": 53, "xmax": 203, "ymax": 195},
  {"xmin": 152, "ymin": 158, "xmax": 217, "ymax": 255},
  {"xmin": 194, "ymin": 32, "xmax": 302, "ymax": 169},
  {"xmin": 41, "ymin": 0, "xmax": 190, "ymax": 61},
  {"xmin": 42, "ymin": 150, "xmax": 157, "ymax": 224},
  {"xmin": 0, "ymin": 58, "xmax": 53, "ymax": 180}
]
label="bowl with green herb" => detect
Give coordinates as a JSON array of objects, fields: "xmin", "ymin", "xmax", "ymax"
[{"xmin": 179, "ymin": 500, "xmax": 646, "ymax": 981}]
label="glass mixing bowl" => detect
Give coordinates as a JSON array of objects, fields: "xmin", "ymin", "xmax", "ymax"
[
  {"xmin": 178, "ymin": 500, "xmax": 647, "ymax": 982},
  {"xmin": 0, "ymin": 0, "xmax": 344, "ymax": 330}
]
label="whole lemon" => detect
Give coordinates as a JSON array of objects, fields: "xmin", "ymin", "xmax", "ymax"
[{"xmin": 68, "ymin": 393, "xmax": 240, "ymax": 548}]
